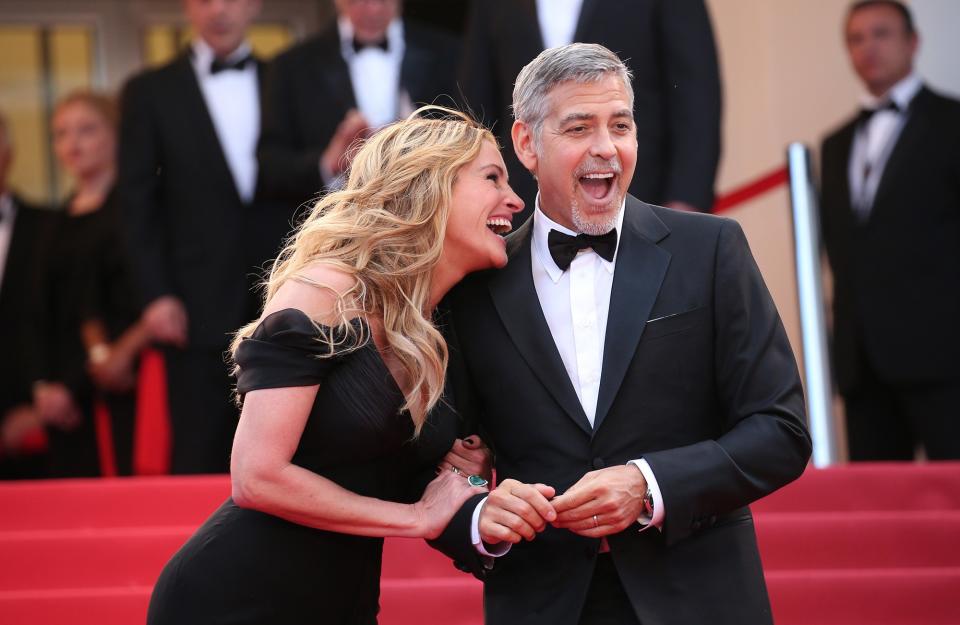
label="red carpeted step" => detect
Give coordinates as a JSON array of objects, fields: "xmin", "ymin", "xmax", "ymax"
[
  {"xmin": 755, "ymin": 462, "xmax": 960, "ymax": 513},
  {"xmin": 0, "ymin": 476, "xmax": 230, "ymax": 531},
  {"xmin": 380, "ymin": 577, "xmax": 483, "ymax": 625},
  {"xmin": 0, "ymin": 579, "xmax": 485, "ymax": 625},
  {"xmin": 382, "ymin": 537, "xmax": 467, "ymax": 579},
  {"xmin": 756, "ymin": 510, "xmax": 960, "ymax": 570},
  {"xmin": 766, "ymin": 568, "xmax": 960, "ymax": 625},
  {"xmin": 0, "ymin": 527, "xmax": 188, "ymax": 590}
]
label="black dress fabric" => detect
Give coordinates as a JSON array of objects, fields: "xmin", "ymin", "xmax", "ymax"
[
  {"xmin": 147, "ymin": 308, "xmax": 457, "ymax": 625},
  {"xmin": 31, "ymin": 189, "xmax": 141, "ymax": 477}
]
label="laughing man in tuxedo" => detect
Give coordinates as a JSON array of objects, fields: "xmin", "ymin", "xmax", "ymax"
[{"xmin": 435, "ymin": 44, "xmax": 811, "ymax": 625}]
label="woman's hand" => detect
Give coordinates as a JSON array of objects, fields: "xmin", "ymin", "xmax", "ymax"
[
  {"xmin": 413, "ymin": 468, "xmax": 489, "ymax": 540},
  {"xmin": 439, "ymin": 436, "xmax": 492, "ymax": 482}
]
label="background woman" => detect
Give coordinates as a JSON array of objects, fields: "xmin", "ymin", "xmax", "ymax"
[
  {"xmin": 147, "ymin": 107, "xmax": 523, "ymax": 624},
  {"xmin": 31, "ymin": 90, "xmax": 148, "ymax": 476}
]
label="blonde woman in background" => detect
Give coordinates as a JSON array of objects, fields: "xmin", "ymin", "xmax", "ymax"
[
  {"xmin": 148, "ymin": 107, "xmax": 523, "ymax": 624},
  {"xmin": 31, "ymin": 91, "xmax": 149, "ymax": 477}
]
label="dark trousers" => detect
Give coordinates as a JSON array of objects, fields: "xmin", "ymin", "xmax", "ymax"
[
  {"xmin": 578, "ymin": 554, "xmax": 640, "ymax": 625},
  {"xmin": 844, "ymin": 358, "xmax": 960, "ymax": 461},
  {"xmin": 164, "ymin": 347, "xmax": 238, "ymax": 474}
]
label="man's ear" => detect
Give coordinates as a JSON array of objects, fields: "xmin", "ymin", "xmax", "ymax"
[{"xmin": 512, "ymin": 120, "xmax": 539, "ymax": 175}]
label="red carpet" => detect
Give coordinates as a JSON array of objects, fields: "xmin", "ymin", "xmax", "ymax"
[{"xmin": 2, "ymin": 463, "xmax": 959, "ymax": 625}]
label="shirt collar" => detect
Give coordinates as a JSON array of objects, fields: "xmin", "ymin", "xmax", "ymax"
[
  {"xmin": 860, "ymin": 71, "xmax": 923, "ymax": 111},
  {"xmin": 337, "ymin": 16, "xmax": 404, "ymax": 61},
  {"xmin": 191, "ymin": 38, "xmax": 253, "ymax": 77},
  {"xmin": 532, "ymin": 194, "xmax": 625, "ymax": 282}
]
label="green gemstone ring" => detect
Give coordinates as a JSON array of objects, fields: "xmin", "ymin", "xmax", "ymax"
[{"xmin": 467, "ymin": 475, "xmax": 489, "ymax": 488}]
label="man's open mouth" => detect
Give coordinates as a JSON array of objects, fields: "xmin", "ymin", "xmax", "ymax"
[{"xmin": 579, "ymin": 172, "xmax": 617, "ymax": 201}]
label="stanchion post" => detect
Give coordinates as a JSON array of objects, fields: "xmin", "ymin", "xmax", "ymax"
[{"xmin": 787, "ymin": 143, "xmax": 839, "ymax": 467}]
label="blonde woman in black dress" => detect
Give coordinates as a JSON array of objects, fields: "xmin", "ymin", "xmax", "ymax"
[{"xmin": 147, "ymin": 107, "xmax": 524, "ymax": 624}]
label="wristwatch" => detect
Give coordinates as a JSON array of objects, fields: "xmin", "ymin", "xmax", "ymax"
[{"xmin": 641, "ymin": 487, "xmax": 655, "ymax": 518}]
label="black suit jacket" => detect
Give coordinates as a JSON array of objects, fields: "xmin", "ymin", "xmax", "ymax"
[
  {"xmin": 820, "ymin": 86, "xmax": 960, "ymax": 392},
  {"xmin": 0, "ymin": 196, "xmax": 50, "ymax": 413},
  {"xmin": 435, "ymin": 198, "xmax": 809, "ymax": 625},
  {"xmin": 257, "ymin": 20, "xmax": 460, "ymax": 207},
  {"xmin": 118, "ymin": 53, "xmax": 288, "ymax": 349},
  {"xmin": 458, "ymin": 0, "xmax": 721, "ymax": 216}
]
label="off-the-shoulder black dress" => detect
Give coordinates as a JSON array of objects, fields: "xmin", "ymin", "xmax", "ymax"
[{"xmin": 147, "ymin": 309, "xmax": 459, "ymax": 625}]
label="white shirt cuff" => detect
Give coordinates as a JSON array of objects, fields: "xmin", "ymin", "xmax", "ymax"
[
  {"xmin": 628, "ymin": 459, "xmax": 665, "ymax": 531},
  {"xmin": 470, "ymin": 496, "xmax": 511, "ymax": 557}
]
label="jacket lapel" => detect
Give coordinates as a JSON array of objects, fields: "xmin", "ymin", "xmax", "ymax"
[
  {"xmin": 320, "ymin": 29, "xmax": 358, "ymax": 111},
  {"xmin": 172, "ymin": 54, "xmax": 243, "ymax": 205},
  {"xmin": 400, "ymin": 37, "xmax": 430, "ymax": 106},
  {"xmin": 593, "ymin": 198, "xmax": 671, "ymax": 432},
  {"xmin": 488, "ymin": 219, "xmax": 594, "ymax": 436},
  {"xmin": 573, "ymin": 0, "xmax": 601, "ymax": 41},
  {"xmin": 871, "ymin": 86, "xmax": 932, "ymax": 215}
]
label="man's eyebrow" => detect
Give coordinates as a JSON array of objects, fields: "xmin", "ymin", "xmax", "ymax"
[
  {"xmin": 612, "ymin": 109, "xmax": 634, "ymax": 120},
  {"xmin": 558, "ymin": 112, "xmax": 596, "ymax": 125}
]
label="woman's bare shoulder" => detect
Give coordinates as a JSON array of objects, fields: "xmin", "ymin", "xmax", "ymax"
[{"xmin": 261, "ymin": 263, "xmax": 362, "ymax": 326}]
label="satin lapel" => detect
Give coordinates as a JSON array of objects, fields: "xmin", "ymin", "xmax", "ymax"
[
  {"xmin": 488, "ymin": 220, "xmax": 593, "ymax": 436},
  {"xmin": 593, "ymin": 198, "xmax": 671, "ymax": 432},
  {"xmin": 172, "ymin": 55, "xmax": 242, "ymax": 205},
  {"xmin": 872, "ymin": 87, "xmax": 931, "ymax": 214},
  {"xmin": 400, "ymin": 38, "xmax": 430, "ymax": 106},
  {"xmin": 573, "ymin": 0, "xmax": 601, "ymax": 41},
  {"xmin": 319, "ymin": 32, "xmax": 357, "ymax": 111},
  {"xmin": 518, "ymin": 0, "xmax": 546, "ymax": 49},
  {"xmin": 834, "ymin": 121, "xmax": 858, "ymax": 228}
]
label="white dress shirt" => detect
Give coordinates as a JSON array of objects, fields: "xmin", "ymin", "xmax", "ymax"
[
  {"xmin": 471, "ymin": 199, "xmax": 665, "ymax": 557},
  {"xmin": 849, "ymin": 72, "xmax": 922, "ymax": 218},
  {"xmin": 337, "ymin": 17, "xmax": 411, "ymax": 129},
  {"xmin": 191, "ymin": 39, "xmax": 260, "ymax": 204},
  {"xmin": 536, "ymin": 0, "xmax": 584, "ymax": 49},
  {"xmin": 0, "ymin": 193, "xmax": 15, "ymax": 294}
]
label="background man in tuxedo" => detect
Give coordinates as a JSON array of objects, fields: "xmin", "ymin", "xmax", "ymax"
[
  {"xmin": 457, "ymin": 0, "xmax": 721, "ymax": 220},
  {"xmin": 436, "ymin": 44, "xmax": 810, "ymax": 625},
  {"xmin": 257, "ymin": 0, "xmax": 459, "ymax": 209},
  {"xmin": 119, "ymin": 0, "xmax": 287, "ymax": 473},
  {"xmin": 820, "ymin": 1, "xmax": 960, "ymax": 461},
  {"xmin": 0, "ymin": 112, "xmax": 49, "ymax": 478}
]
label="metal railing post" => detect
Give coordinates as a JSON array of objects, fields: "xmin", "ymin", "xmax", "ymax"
[{"xmin": 787, "ymin": 143, "xmax": 840, "ymax": 467}]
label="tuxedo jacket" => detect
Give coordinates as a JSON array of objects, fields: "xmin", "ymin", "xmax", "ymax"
[
  {"xmin": 118, "ymin": 53, "xmax": 288, "ymax": 349},
  {"xmin": 0, "ymin": 197, "xmax": 50, "ymax": 413},
  {"xmin": 820, "ymin": 86, "xmax": 960, "ymax": 392},
  {"xmin": 257, "ymin": 19, "xmax": 460, "ymax": 206},
  {"xmin": 435, "ymin": 197, "xmax": 810, "ymax": 625},
  {"xmin": 458, "ymin": 0, "xmax": 721, "ymax": 215}
]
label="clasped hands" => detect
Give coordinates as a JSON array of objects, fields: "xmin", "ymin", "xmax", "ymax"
[{"xmin": 478, "ymin": 465, "xmax": 648, "ymax": 545}]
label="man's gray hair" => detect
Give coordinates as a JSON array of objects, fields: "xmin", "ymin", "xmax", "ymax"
[{"xmin": 512, "ymin": 43, "xmax": 634, "ymax": 149}]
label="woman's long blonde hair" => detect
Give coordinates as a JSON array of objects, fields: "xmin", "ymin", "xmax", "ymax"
[{"xmin": 232, "ymin": 106, "xmax": 494, "ymax": 432}]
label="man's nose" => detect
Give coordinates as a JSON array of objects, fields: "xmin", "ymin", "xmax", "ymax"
[{"xmin": 589, "ymin": 128, "xmax": 617, "ymax": 160}]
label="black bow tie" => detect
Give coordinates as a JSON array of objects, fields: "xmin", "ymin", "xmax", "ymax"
[
  {"xmin": 548, "ymin": 228, "xmax": 618, "ymax": 270},
  {"xmin": 353, "ymin": 37, "xmax": 389, "ymax": 53},
  {"xmin": 857, "ymin": 100, "xmax": 900, "ymax": 125},
  {"xmin": 210, "ymin": 53, "xmax": 253, "ymax": 74}
]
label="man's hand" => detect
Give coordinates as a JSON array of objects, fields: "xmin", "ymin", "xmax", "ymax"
[
  {"xmin": 440, "ymin": 436, "xmax": 492, "ymax": 482},
  {"xmin": 479, "ymin": 478, "xmax": 556, "ymax": 545},
  {"xmin": 551, "ymin": 465, "xmax": 647, "ymax": 538},
  {"xmin": 143, "ymin": 296, "xmax": 188, "ymax": 347},
  {"xmin": 33, "ymin": 382, "xmax": 81, "ymax": 431},
  {"xmin": 320, "ymin": 109, "xmax": 370, "ymax": 179}
]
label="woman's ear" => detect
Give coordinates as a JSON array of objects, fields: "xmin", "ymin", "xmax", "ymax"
[{"xmin": 511, "ymin": 120, "xmax": 539, "ymax": 175}]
